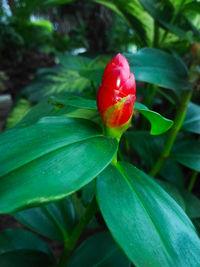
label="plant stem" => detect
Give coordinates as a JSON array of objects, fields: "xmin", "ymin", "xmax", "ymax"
[
  {"xmin": 58, "ymin": 197, "xmax": 98, "ymax": 267},
  {"xmin": 188, "ymin": 171, "xmax": 198, "ymax": 192},
  {"xmin": 149, "ymin": 89, "xmax": 192, "ymax": 177}
]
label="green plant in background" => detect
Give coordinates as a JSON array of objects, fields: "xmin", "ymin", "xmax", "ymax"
[{"xmin": 0, "ymin": 0, "xmax": 200, "ymax": 266}]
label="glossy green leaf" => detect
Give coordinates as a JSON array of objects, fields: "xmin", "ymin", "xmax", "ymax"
[
  {"xmin": 182, "ymin": 102, "xmax": 200, "ymax": 134},
  {"xmin": 0, "ymin": 229, "xmax": 53, "ymax": 258},
  {"xmin": 172, "ymin": 140, "xmax": 200, "ymax": 171},
  {"xmin": 67, "ymin": 232, "xmax": 131, "ymax": 267},
  {"xmin": 14, "ymin": 197, "xmax": 75, "ymax": 242},
  {"xmin": 155, "ymin": 180, "xmax": 185, "ymax": 211},
  {"xmin": 0, "ymin": 117, "xmax": 100, "ymax": 177},
  {"xmin": 97, "ymin": 162, "xmax": 200, "ymax": 266},
  {"xmin": 134, "ymin": 102, "xmax": 173, "ymax": 135},
  {"xmin": 0, "ymin": 117, "xmax": 118, "ymax": 213},
  {"xmin": 125, "ymin": 48, "xmax": 191, "ymax": 91},
  {"xmin": 0, "ymin": 250, "xmax": 53, "ymax": 267}
]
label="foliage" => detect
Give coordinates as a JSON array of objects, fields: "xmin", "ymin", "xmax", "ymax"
[{"xmin": 0, "ymin": 0, "xmax": 200, "ymax": 266}]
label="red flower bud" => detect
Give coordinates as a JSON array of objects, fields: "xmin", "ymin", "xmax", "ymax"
[{"xmin": 97, "ymin": 54, "xmax": 136, "ymax": 137}]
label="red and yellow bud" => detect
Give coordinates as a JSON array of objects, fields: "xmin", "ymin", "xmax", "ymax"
[{"xmin": 97, "ymin": 53, "xmax": 136, "ymax": 138}]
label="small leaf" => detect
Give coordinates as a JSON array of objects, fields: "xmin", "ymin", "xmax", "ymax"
[
  {"xmin": 67, "ymin": 232, "xmax": 131, "ymax": 267},
  {"xmin": 134, "ymin": 102, "xmax": 173, "ymax": 135},
  {"xmin": 97, "ymin": 162, "xmax": 200, "ymax": 266}
]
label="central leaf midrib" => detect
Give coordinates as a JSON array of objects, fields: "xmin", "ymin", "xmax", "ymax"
[
  {"xmin": 2, "ymin": 134, "xmax": 102, "ymax": 177},
  {"xmin": 116, "ymin": 163, "xmax": 173, "ymax": 263}
]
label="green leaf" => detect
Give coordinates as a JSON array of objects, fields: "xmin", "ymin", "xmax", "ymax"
[
  {"xmin": 0, "ymin": 250, "xmax": 53, "ymax": 267},
  {"xmin": 67, "ymin": 232, "xmax": 131, "ymax": 267},
  {"xmin": 182, "ymin": 102, "xmax": 200, "ymax": 134},
  {"xmin": 0, "ymin": 117, "xmax": 118, "ymax": 213},
  {"xmin": 23, "ymin": 65, "xmax": 90, "ymax": 102},
  {"xmin": 96, "ymin": 162, "xmax": 200, "ymax": 266},
  {"xmin": 156, "ymin": 180, "xmax": 185, "ymax": 210},
  {"xmin": 134, "ymin": 102, "xmax": 173, "ymax": 135},
  {"xmin": 0, "ymin": 229, "xmax": 53, "ymax": 258},
  {"xmin": 125, "ymin": 48, "xmax": 191, "ymax": 91},
  {"xmin": 14, "ymin": 197, "xmax": 75, "ymax": 242},
  {"xmin": 172, "ymin": 140, "xmax": 200, "ymax": 171}
]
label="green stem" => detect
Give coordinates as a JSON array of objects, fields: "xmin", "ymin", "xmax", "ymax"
[
  {"xmin": 149, "ymin": 89, "xmax": 192, "ymax": 177},
  {"xmin": 188, "ymin": 171, "xmax": 198, "ymax": 192},
  {"xmin": 58, "ymin": 197, "xmax": 98, "ymax": 267}
]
